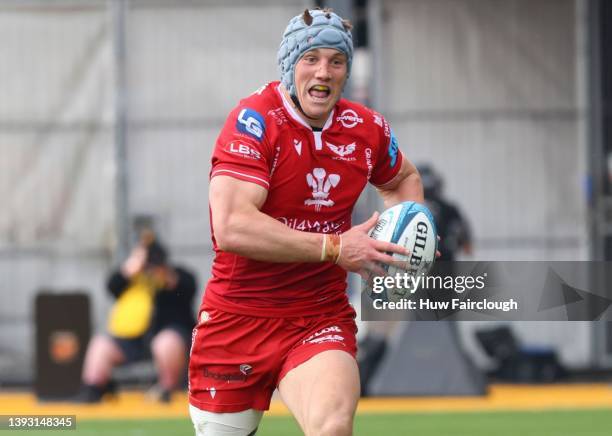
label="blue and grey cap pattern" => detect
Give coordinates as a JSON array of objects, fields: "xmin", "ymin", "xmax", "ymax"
[{"xmin": 278, "ymin": 9, "xmax": 353, "ymax": 96}]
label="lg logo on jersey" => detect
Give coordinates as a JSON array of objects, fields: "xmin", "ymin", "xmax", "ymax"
[
  {"xmin": 226, "ymin": 142, "xmax": 261, "ymax": 160},
  {"xmin": 236, "ymin": 108, "xmax": 265, "ymax": 141},
  {"xmin": 305, "ymin": 168, "xmax": 340, "ymax": 211}
]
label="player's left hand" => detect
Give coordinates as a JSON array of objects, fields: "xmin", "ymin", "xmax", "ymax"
[{"xmin": 337, "ymin": 212, "xmax": 411, "ymax": 279}]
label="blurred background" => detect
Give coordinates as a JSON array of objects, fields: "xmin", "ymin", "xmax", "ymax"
[{"xmin": 1, "ymin": 0, "xmax": 611, "ymax": 398}]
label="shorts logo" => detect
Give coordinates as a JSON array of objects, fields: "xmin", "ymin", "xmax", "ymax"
[
  {"xmin": 305, "ymin": 168, "xmax": 340, "ymax": 211},
  {"xmin": 236, "ymin": 108, "xmax": 265, "ymax": 141},
  {"xmin": 226, "ymin": 142, "xmax": 262, "ymax": 160},
  {"xmin": 240, "ymin": 364, "xmax": 252, "ymax": 376},
  {"xmin": 203, "ymin": 365, "xmax": 251, "ymax": 383},
  {"xmin": 189, "ymin": 328, "xmax": 198, "ymax": 357},
  {"xmin": 308, "ymin": 334, "xmax": 345, "ymax": 345},
  {"xmin": 336, "ymin": 109, "xmax": 363, "ymax": 128},
  {"xmin": 199, "ymin": 311, "xmax": 210, "ymax": 324},
  {"xmin": 303, "ymin": 326, "xmax": 345, "ymax": 345}
]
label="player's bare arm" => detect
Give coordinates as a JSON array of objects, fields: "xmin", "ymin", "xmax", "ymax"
[
  {"xmin": 376, "ymin": 152, "xmax": 424, "ymax": 208},
  {"xmin": 210, "ymin": 175, "xmax": 322, "ymax": 263}
]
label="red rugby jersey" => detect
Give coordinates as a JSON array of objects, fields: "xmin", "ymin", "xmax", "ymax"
[{"xmin": 205, "ymin": 82, "xmax": 403, "ymax": 317}]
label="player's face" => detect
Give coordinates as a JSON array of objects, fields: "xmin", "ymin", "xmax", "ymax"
[{"xmin": 294, "ymin": 48, "xmax": 348, "ymax": 127}]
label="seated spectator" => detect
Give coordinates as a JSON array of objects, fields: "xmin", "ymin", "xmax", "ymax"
[{"xmin": 75, "ymin": 233, "xmax": 197, "ymax": 403}]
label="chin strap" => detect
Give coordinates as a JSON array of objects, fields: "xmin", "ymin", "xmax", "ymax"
[{"xmin": 290, "ymin": 93, "xmax": 318, "ymax": 121}]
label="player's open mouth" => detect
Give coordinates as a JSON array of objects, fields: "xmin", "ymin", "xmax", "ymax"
[{"xmin": 308, "ymin": 85, "xmax": 331, "ymax": 100}]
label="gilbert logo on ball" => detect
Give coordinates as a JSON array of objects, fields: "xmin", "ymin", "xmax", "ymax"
[{"xmin": 366, "ymin": 201, "xmax": 438, "ymax": 302}]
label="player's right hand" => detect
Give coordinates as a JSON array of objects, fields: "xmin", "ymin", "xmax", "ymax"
[{"xmin": 337, "ymin": 212, "xmax": 410, "ymax": 280}]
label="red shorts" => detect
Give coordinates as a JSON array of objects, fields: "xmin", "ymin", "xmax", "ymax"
[{"xmin": 188, "ymin": 303, "xmax": 357, "ymax": 413}]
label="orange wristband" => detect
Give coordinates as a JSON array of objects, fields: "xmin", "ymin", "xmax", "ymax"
[{"xmin": 321, "ymin": 234, "xmax": 342, "ymax": 263}]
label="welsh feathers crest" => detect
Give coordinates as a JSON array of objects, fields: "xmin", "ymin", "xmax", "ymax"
[{"xmin": 305, "ymin": 168, "xmax": 341, "ymax": 211}]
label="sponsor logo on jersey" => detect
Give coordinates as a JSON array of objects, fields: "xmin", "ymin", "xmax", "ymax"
[
  {"xmin": 325, "ymin": 141, "xmax": 356, "ymax": 161},
  {"xmin": 226, "ymin": 142, "xmax": 262, "ymax": 160},
  {"xmin": 388, "ymin": 129, "xmax": 399, "ymax": 167},
  {"xmin": 270, "ymin": 146, "xmax": 281, "ymax": 176},
  {"xmin": 373, "ymin": 113, "xmax": 383, "ymax": 127},
  {"xmin": 336, "ymin": 109, "xmax": 363, "ymax": 128},
  {"xmin": 365, "ymin": 148, "xmax": 373, "ymax": 180},
  {"xmin": 294, "ymin": 139, "xmax": 302, "ymax": 156},
  {"xmin": 277, "ymin": 217, "xmax": 345, "ymax": 233},
  {"xmin": 303, "ymin": 326, "xmax": 345, "ymax": 345},
  {"xmin": 268, "ymin": 107, "xmax": 288, "ymax": 125},
  {"xmin": 305, "ymin": 168, "xmax": 340, "ymax": 211},
  {"xmin": 383, "ymin": 118, "xmax": 391, "ymax": 138},
  {"xmin": 236, "ymin": 108, "xmax": 265, "ymax": 141}
]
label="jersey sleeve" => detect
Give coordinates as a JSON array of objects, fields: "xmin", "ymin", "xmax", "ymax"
[
  {"xmin": 369, "ymin": 113, "xmax": 404, "ymax": 187},
  {"xmin": 210, "ymin": 104, "xmax": 273, "ymax": 190}
]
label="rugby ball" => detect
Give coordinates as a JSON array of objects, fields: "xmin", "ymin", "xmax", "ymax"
[{"xmin": 366, "ymin": 201, "xmax": 438, "ymax": 302}]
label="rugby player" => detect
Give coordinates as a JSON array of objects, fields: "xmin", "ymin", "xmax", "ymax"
[{"xmin": 188, "ymin": 8, "xmax": 424, "ymax": 436}]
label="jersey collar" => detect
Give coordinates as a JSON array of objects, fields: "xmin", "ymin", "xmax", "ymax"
[{"xmin": 276, "ymin": 84, "xmax": 335, "ymax": 132}]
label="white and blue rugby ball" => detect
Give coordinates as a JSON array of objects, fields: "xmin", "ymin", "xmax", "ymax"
[{"xmin": 366, "ymin": 201, "xmax": 438, "ymax": 302}]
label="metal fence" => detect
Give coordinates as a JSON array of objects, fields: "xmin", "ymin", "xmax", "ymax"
[
  {"xmin": 0, "ymin": 0, "xmax": 606, "ymax": 383},
  {"xmin": 370, "ymin": 0, "xmax": 594, "ymax": 368},
  {"xmin": 0, "ymin": 0, "xmax": 308, "ymax": 383}
]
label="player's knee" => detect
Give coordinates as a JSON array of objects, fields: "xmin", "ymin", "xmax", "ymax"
[
  {"xmin": 308, "ymin": 412, "xmax": 353, "ymax": 436},
  {"xmin": 189, "ymin": 404, "xmax": 262, "ymax": 436}
]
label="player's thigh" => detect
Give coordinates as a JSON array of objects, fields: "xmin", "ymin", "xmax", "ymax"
[
  {"xmin": 189, "ymin": 307, "xmax": 283, "ymax": 412},
  {"xmin": 189, "ymin": 404, "xmax": 262, "ymax": 436},
  {"xmin": 278, "ymin": 349, "xmax": 360, "ymax": 434}
]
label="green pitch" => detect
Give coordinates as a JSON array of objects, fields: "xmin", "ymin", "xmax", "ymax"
[{"xmin": 7, "ymin": 409, "xmax": 612, "ymax": 435}]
